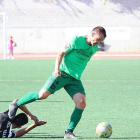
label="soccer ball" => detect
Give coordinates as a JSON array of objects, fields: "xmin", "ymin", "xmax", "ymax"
[
  {"xmin": 96, "ymin": 122, "xmax": 112, "ymax": 138},
  {"xmin": 12, "ymin": 42, "xmax": 17, "ymax": 47}
]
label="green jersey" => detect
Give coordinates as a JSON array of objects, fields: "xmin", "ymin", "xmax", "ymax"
[{"xmin": 59, "ymin": 36, "xmax": 98, "ymax": 80}]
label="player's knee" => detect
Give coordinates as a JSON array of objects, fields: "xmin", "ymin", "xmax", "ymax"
[
  {"xmin": 76, "ymin": 99, "xmax": 86, "ymax": 110},
  {"xmin": 39, "ymin": 89, "xmax": 51, "ymax": 99}
]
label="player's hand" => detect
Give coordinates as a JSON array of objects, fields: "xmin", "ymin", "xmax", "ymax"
[
  {"xmin": 29, "ymin": 114, "xmax": 39, "ymax": 122},
  {"xmin": 54, "ymin": 70, "xmax": 61, "ymax": 78},
  {"xmin": 12, "ymin": 99, "xmax": 18, "ymax": 103},
  {"xmin": 34, "ymin": 120, "xmax": 47, "ymax": 126}
]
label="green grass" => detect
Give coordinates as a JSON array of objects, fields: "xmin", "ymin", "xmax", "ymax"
[{"xmin": 0, "ymin": 59, "xmax": 140, "ymax": 140}]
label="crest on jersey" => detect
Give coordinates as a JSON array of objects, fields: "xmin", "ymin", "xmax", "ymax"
[{"xmin": 65, "ymin": 43, "xmax": 70, "ymax": 49}]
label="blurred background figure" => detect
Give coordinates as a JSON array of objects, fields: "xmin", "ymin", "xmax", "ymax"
[{"xmin": 7, "ymin": 36, "xmax": 16, "ymax": 59}]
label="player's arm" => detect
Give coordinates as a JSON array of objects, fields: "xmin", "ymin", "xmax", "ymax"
[
  {"xmin": 12, "ymin": 99, "xmax": 39, "ymax": 122},
  {"xmin": 15, "ymin": 120, "xmax": 47, "ymax": 137},
  {"xmin": 19, "ymin": 104, "xmax": 39, "ymax": 122},
  {"xmin": 54, "ymin": 38, "xmax": 75, "ymax": 78},
  {"xmin": 54, "ymin": 50, "xmax": 67, "ymax": 78}
]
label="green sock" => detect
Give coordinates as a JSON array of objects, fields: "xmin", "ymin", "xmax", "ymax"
[
  {"xmin": 17, "ymin": 92, "xmax": 39, "ymax": 106},
  {"xmin": 68, "ymin": 107, "xmax": 84, "ymax": 130}
]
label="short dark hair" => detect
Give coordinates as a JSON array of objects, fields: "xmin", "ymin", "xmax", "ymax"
[
  {"xmin": 12, "ymin": 113, "xmax": 28, "ymax": 127},
  {"xmin": 92, "ymin": 26, "xmax": 107, "ymax": 38}
]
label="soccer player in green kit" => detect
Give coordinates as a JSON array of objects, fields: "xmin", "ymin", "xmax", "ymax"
[{"xmin": 9, "ymin": 26, "xmax": 106, "ymax": 139}]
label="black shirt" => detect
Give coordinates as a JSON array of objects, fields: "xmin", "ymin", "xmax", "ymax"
[{"xmin": 0, "ymin": 110, "xmax": 15, "ymax": 138}]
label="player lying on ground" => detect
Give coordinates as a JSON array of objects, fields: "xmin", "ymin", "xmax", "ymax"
[
  {"xmin": 0, "ymin": 99, "xmax": 47, "ymax": 138},
  {"xmin": 9, "ymin": 26, "xmax": 106, "ymax": 139}
]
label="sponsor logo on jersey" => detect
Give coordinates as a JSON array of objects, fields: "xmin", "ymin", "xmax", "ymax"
[{"xmin": 75, "ymin": 49, "xmax": 93, "ymax": 57}]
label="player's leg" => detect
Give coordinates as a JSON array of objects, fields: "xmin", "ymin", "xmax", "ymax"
[
  {"xmin": 9, "ymin": 71, "xmax": 68, "ymax": 119},
  {"xmin": 11, "ymin": 50, "xmax": 14, "ymax": 59},
  {"xmin": 64, "ymin": 79, "xmax": 86, "ymax": 139},
  {"xmin": 8, "ymin": 50, "xmax": 11, "ymax": 59},
  {"xmin": 71, "ymin": 93, "xmax": 86, "ymax": 130},
  {"xmin": 10, "ymin": 50, "xmax": 13, "ymax": 59},
  {"xmin": 8, "ymin": 90, "xmax": 51, "ymax": 120},
  {"xmin": 16, "ymin": 90, "xmax": 51, "ymax": 106},
  {"xmin": 8, "ymin": 74, "xmax": 54, "ymax": 119},
  {"xmin": 11, "ymin": 71, "xmax": 63, "ymax": 107},
  {"xmin": 14, "ymin": 71, "xmax": 68, "ymax": 106},
  {"xmin": 64, "ymin": 93, "xmax": 86, "ymax": 139}
]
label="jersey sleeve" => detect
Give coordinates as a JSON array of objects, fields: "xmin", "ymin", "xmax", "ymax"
[
  {"xmin": 8, "ymin": 131, "xmax": 16, "ymax": 138},
  {"xmin": 8, "ymin": 124, "xmax": 16, "ymax": 138},
  {"xmin": 64, "ymin": 37, "xmax": 77, "ymax": 53}
]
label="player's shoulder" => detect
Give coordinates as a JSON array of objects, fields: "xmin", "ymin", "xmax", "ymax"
[
  {"xmin": 0, "ymin": 112, "xmax": 6, "ymax": 117},
  {"xmin": 0, "ymin": 113, "xmax": 9, "ymax": 122},
  {"xmin": 73, "ymin": 35, "xmax": 85, "ymax": 40},
  {"xmin": 70, "ymin": 36, "xmax": 85, "ymax": 44},
  {"xmin": 0, "ymin": 110, "xmax": 9, "ymax": 119}
]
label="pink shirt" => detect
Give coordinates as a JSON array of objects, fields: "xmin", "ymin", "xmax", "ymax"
[{"xmin": 8, "ymin": 40, "xmax": 13, "ymax": 50}]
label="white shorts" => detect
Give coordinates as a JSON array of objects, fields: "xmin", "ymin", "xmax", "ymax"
[{"xmin": 9, "ymin": 50, "xmax": 13, "ymax": 53}]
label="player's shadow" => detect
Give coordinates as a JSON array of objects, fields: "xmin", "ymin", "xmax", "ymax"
[
  {"xmin": 0, "ymin": 101, "xmax": 12, "ymax": 102},
  {"xmin": 20, "ymin": 133, "xmax": 63, "ymax": 139},
  {"xmin": 0, "ymin": 100, "xmax": 65, "ymax": 103},
  {"xmin": 20, "ymin": 133, "xmax": 140, "ymax": 139},
  {"xmin": 36, "ymin": 100, "xmax": 65, "ymax": 103},
  {"xmin": 21, "ymin": 136, "xmax": 64, "ymax": 139}
]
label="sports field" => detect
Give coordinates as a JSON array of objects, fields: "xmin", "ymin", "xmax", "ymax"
[{"xmin": 0, "ymin": 58, "xmax": 140, "ymax": 139}]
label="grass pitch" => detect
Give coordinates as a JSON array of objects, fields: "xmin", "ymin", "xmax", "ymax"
[{"xmin": 0, "ymin": 59, "xmax": 140, "ymax": 140}]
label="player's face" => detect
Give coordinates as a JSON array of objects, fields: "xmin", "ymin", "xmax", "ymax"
[{"xmin": 91, "ymin": 32, "xmax": 105, "ymax": 46}]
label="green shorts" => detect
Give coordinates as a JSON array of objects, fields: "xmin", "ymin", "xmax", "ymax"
[{"xmin": 42, "ymin": 71, "xmax": 85, "ymax": 99}]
